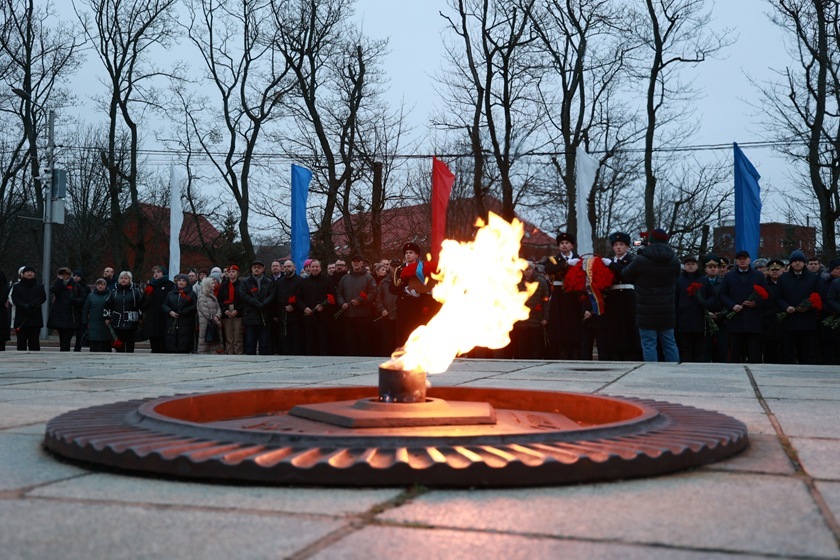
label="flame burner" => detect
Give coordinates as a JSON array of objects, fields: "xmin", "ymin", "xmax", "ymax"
[{"xmin": 43, "ymin": 378, "xmax": 749, "ymax": 488}]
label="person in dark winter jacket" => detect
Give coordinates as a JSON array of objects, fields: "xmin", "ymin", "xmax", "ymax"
[
  {"xmin": 0, "ymin": 269, "xmax": 11, "ymax": 351},
  {"xmin": 761, "ymin": 259, "xmax": 785, "ymax": 363},
  {"xmin": 142, "ymin": 266, "xmax": 174, "ymax": 353},
  {"xmin": 777, "ymin": 250, "xmax": 821, "ymax": 364},
  {"xmin": 336, "ymin": 255, "xmax": 377, "ymax": 356},
  {"xmin": 605, "ymin": 232, "xmax": 642, "ymax": 361},
  {"xmin": 374, "ymin": 260, "xmax": 400, "ymax": 356},
  {"xmin": 219, "ymin": 265, "xmax": 244, "ymax": 355},
  {"xmin": 543, "ymin": 233, "xmax": 584, "ymax": 360},
  {"xmin": 820, "ymin": 259, "xmax": 840, "ymax": 365},
  {"xmin": 71, "ymin": 270, "xmax": 90, "ymax": 351},
  {"xmin": 104, "ymin": 271, "xmax": 145, "ymax": 353},
  {"xmin": 621, "ymin": 228, "xmax": 681, "ymax": 362},
  {"xmin": 675, "ymin": 256, "xmax": 713, "ymax": 362},
  {"xmin": 239, "ymin": 260, "xmax": 274, "ymax": 355},
  {"xmin": 511, "ymin": 261, "xmax": 550, "ymax": 359},
  {"xmin": 82, "ymin": 279, "xmax": 112, "ymax": 352},
  {"xmin": 162, "ymin": 274, "xmax": 197, "ymax": 353},
  {"xmin": 273, "ymin": 260, "xmax": 304, "ymax": 355},
  {"xmin": 47, "ymin": 267, "xmax": 81, "ymax": 351},
  {"xmin": 11, "ymin": 266, "xmax": 47, "ymax": 351},
  {"xmin": 297, "ymin": 260, "xmax": 335, "ymax": 356},
  {"xmin": 719, "ymin": 250, "xmax": 769, "ymax": 363}
]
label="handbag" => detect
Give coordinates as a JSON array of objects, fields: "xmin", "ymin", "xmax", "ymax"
[{"xmin": 204, "ymin": 320, "xmax": 220, "ymax": 343}]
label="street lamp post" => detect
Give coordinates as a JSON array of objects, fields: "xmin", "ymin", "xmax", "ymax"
[{"xmin": 40, "ymin": 110, "xmax": 55, "ymax": 339}]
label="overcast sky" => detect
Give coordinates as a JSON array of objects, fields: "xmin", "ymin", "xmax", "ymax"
[{"xmin": 58, "ymin": 0, "xmax": 798, "ymax": 221}]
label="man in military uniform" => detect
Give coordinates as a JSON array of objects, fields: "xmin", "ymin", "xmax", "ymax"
[
  {"xmin": 390, "ymin": 242, "xmax": 438, "ymax": 348},
  {"xmin": 543, "ymin": 232, "xmax": 583, "ymax": 360},
  {"xmin": 273, "ymin": 260, "xmax": 304, "ymax": 355},
  {"xmin": 604, "ymin": 232, "xmax": 641, "ymax": 360},
  {"xmin": 703, "ymin": 254, "xmax": 729, "ymax": 362},
  {"xmin": 762, "ymin": 258, "xmax": 785, "ymax": 363}
]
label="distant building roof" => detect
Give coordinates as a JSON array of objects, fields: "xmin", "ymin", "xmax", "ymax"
[{"xmin": 331, "ymin": 196, "xmax": 555, "ymax": 259}]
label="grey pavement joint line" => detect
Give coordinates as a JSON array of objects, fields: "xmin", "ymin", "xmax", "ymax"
[
  {"xmin": 286, "ymin": 487, "xmax": 430, "ymax": 560},
  {"xmin": 593, "ymin": 363, "xmax": 644, "ymax": 393},
  {"xmin": 744, "ymin": 364, "xmax": 840, "ymax": 549}
]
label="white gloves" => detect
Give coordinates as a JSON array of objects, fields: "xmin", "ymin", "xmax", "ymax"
[{"xmin": 601, "ymin": 257, "xmax": 612, "ymax": 266}]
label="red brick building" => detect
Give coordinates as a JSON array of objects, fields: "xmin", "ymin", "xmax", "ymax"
[
  {"xmin": 713, "ymin": 222, "xmax": 817, "ymax": 261},
  {"xmin": 331, "ymin": 197, "xmax": 556, "ymax": 262},
  {"xmin": 101, "ymin": 203, "xmax": 222, "ymax": 277}
]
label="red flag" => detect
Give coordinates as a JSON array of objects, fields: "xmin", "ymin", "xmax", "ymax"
[{"xmin": 431, "ymin": 157, "xmax": 454, "ymax": 262}]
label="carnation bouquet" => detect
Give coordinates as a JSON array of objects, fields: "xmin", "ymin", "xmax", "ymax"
[
  {"xmin": 778, "ymin": 292, "xmax": 822, "ymax": 321},
  {"xmin": 726, "ymin": 284, "xmax": 769, "ymax": 319},
  {"xmin": 686, "ymin": 282, "xmax": 718, "ymax": 334}
]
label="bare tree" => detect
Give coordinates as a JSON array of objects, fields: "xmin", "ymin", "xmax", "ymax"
[
  {"xmin": 529, "ymin": 0, "xmax": 639, "ymax": 238},
  {"xmin": 760, "ymin": 0, "xmax": 840, "ymax": 255},
  {"xmin": 0, "ymin": 0, "xmax": 81, "ymax": 267},
  {"xmin": 74, "ymin": 0, "xmax": 178, "ymax": 273},
  {"xmin": 270, "ymin": 0, "xmax": 392, "ymax": 258},
  {"xmin": 435, "ymin": 0, "xmax": 550, "ymax": 223},
  {"xmin": 630, "ymin": 0, "xmax": 732, "ymax": 231},
  {"xmin": 171, "ymin": 0, "xmax": 294, "ymax": 262}
]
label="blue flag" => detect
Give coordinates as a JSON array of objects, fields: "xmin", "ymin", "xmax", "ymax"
[
  {"xmin": 733, "ymin": 143, "xmax": 761, "ymax": 260},
  {"xmin": 291, "ymin": 164, "xmax": 312, "ymax": 272}
]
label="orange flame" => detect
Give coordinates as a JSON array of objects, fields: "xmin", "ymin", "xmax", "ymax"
[{"xmin": 382, "ymin": 213, "xmax": 536, "ymax": 374}]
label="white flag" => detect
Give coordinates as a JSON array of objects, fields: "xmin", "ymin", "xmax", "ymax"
[
  {"xmin": 168, "ymin": 165, "xmax": 183, "ymax": 280},
  {"xmin": 575, "ymin": 146, "xmax": 599, "ymax": 255}
]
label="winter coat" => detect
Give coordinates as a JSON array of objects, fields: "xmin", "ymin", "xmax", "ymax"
[
  {"xmin": 621, "ymin": 243, "xmax": 681, "ymax": 330},
  {"xmin": 162, "ymin": 288, "xmax": 197, "ymax": 353},
  {"xmin": 776, "ymin": 269, "xmax": 820, "ymax": 330},
  {"xmin": 11, "ymin": 277, "xmax": 47, "ymax": 329},
  {"xmin": 196, "ymin": 292, "xmax": 222, "ymax": 354},
  {"xmin": 336, "ymin": 270, "xmax": 377, "ymax": 318},
  {"xmin": 47, "ymin": 278, "xmax": 82, "ymax": 330},
  {"xmin": 675, "ymin": 271, "xmax": 711, "ymax": 334},
  {"xmin": 719, "ymin": 267, "xmax": 768, "ymax": 334},
  {"xmin": 142, "ymin": 278, "xmax": 174, "ymax": 338},
  {"xmin": 82, "ymin": 289, "xmax": 111, "ymax": 342},
  {"xmin": 219, "ymin": 278, "xmax": 243, "ymax": 318},
  {"xmin": 239, "ymin": 275, "xmax": 274, "ymax": 326},
  {"xmin": 521, "ymin": 274, "xmax": 550, "ymax": 326},
  {"xmin": 375, "ymin": 275, "xmax": 399, "ymax": 322},
  {"xmin": 826, "ymin": 277, "xmax": 840, "ymax": 316},
  {"xmin": 105, "ymin": 284, "xmax": 145, "ymax": 331},
  {"xmin": 273, "ymin": 274, "xmax": 303, "ymax": 323},
  {"xmin": 297, "ymin": 273, "xmax": 335, "ymax": 325}
]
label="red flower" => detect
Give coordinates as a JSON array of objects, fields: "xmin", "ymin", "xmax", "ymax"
[
  {"xmin": 250, "ymin": 286, "xmax": 258, "ymax": 293},
  {"xmin": 112, "ymin": 338, "xmax": 124, "ymax": 349},
  {"xmin": 288, "ymin": 296, "xmax": 296, "ymax": 304},
  {"xmin": 144, "ymin": 285, "xmax": 154, "ymax": 295},
  {"xmin": 359, "ymin": 291, "xmax": 368, "ymax": 300},
  {"xmin": 686, "ymin": 282, "xmax": 703, "ymax": 297},
  {"xmin": 400, "ymin": 262, "xmax": 418, "ymax": 280},
  {"xmin": 66, "ymin": 285, "xmax": 74, "ymax": 291},
  {"xmin": 564, "ymin": 265, "xmax": 586, "ymax": 292},
  {"xmin": 534, "ymin": 304, "xmax": 542, "ymax": 312},
  {"xmin": 753, "ymin": 285, "xmax": 769, "ymax": 300},
  {"xmin": 327, "ymin": 294, "xmax": 336, "ymax": 305},
  {"xmin": 778, "ymin": 292, "xmax": 822, "ymax": 320},
  {"xmin": 809, "ymin": 292, "xmax": 823, "ymax": 311}
]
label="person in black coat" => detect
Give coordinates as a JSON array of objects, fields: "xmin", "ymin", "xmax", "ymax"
[
  {"xmin": 719, "ymin": 251, "xmax": 769, "ymax": 363},
  {"xmin": 543, "ymin": 232, "xmax": 584, "ymax": 360},
  {"xmin": 0, "ymin": 270, "xmax": 10, "ymax": 351},
  {"xmin": 71, "ymin": 270, "xmax": 91, "ymax": 351},
  {"xmin": 47, "ymin": 267, "xmax": 80, "ymax": 352},
  {"xmin": 82, "ymin": 279, "xmax": 112, "ymax": 352},
  {"xmin": 162, "ymin": 274, "xmax": 197, "ymax": 354},
  {"xmin": 104, "ymin": 271, "xmax": 145, "ymax": 353},
  {"xmin": 604, "ymin": 232, "xmax": 642, "ymax": 361},
  {"xmin": 762, "ymin": 259, "xmax": 785, "ymax": 363},
  {"xmin": 11, "ymin": 265, "xmax": 47, "ymax": 351},
  {"xmin": 298, "ymin": 260, "xmax": 335, "ymax": 356},
  {"xmin": 621, "ymin": 228, "xmax": 681, "ymax": 362},
  {"xmin": 142, "ymin": 266, "xmax": 174, "ymax": 353},
  {"xmin": 273, "ymin": 260, "xmax": 304, "ymax": 355},
  {"xmin": 239, "ymin": 260, "xmax": 275, "ymax": 355},
  {"xmin": 816, "ymin": 258, "xmax": 840, "ymax": 364},
  {"xmin": 776, "ymin": 250, "xmax": 820, "ymax": 364},
  {"xmin": 675, "ymin": 256, "xmax": 712, "ymax": 362}
]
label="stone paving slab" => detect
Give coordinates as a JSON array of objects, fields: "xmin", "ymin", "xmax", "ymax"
[
  {"xmin": 0, "ymin": 500, "xmax": 345, "ymax": 560},
  {"xmin": 313, "ymin": 525, "xmax": 778, "ymax": 560},
  {"xmin": 380, "ymin": 472, "xmax": 838, "ymax": 558},
  {"xmin": 0, "ymin": 352, "xmax": 838, "ymax": 559},
  {"xmin": 29, "ymin": 473, "xmax": 403, "ymax": 517}
]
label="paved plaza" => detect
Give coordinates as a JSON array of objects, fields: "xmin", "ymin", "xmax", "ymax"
[{"xmin": 0, "ymin": 351, "xmax": 838, "ymax": 559}]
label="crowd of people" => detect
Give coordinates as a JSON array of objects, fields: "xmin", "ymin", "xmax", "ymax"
[{"xmin": 2, "ymin": 231, "xmax": 839, "ymax": 365}]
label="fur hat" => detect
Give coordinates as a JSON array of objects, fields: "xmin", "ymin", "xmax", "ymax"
[
  {"xmin": 556, "ymin": 232, "xmax": 576, "ymax": 245},
  {"xmin": 649, "ymin": 228, "xmax": 669, "ymax": 243},
  {"xmin": 608, "ymin": 231, "xmax": 631, "ymax": 246},
  {"xmin": 402, "ymin": 242, "xmax": 421, "ymax": 254}
]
